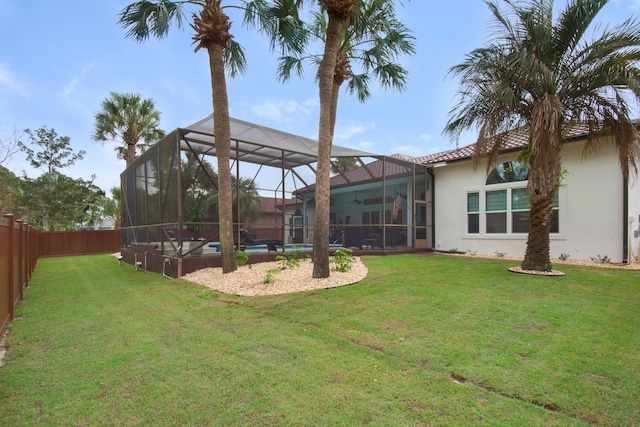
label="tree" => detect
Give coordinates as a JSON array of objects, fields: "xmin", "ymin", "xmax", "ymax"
[
  {"xmin": 0, "ymin": 124, "xmax": 22, "ymax": 167},
  {"xmin": 283, "ymin": 0, "xmax": 414, "ymax": 277},
  {"xmin": 84, "ymin": 186, "xmax": 122, "ymax": 229},
  {"xmin": 445, "ymin": 0, "xmax": 640, "ymax": 272},
  {"xmin": 19, "ymin": 127, "xmax": 85, "ymax": 175},
  {"xmin": 0, "ymin": 166, "xmax": 22, "ymax": 216},
  {"xmin": 118, "ymin": 0, "xmax": 305, "ymax": 273},
  {"xmin": 330, "ymin": 157, "xmax": 358, "ymax": 174},
  {"xmin": 93, "ymin": 92, "xmax": 166, "ymax": 167},
  {"xmin": 17, "ymin": 127, "xmax": 99, "ymax": 230},
  {"xmin": 205, "ymin": 175, "xmax": 262, "ymax": 226},
  {"xmin": 19, "ymin": 173, "xmax": 103, "ymax": 231},
  {"xmin": 103, "ymin": 186, "xmax": 122, "ymax": 229}
]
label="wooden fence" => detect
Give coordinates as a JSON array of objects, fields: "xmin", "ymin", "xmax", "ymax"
[
  {"xmin": 1, "ymin": 220, "xmax": 121, "ymax": 338},
  {"xmin": 38, "ymin": 229, "xmax": 120, "ymax": 258},
  {"xmin": 1, "ymin": 215, "xmax": 38, "ymax": 340}
]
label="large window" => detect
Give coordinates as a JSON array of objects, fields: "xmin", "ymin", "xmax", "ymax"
[{"xmin": 466, "ymin": 161, "xmax": 559, "ymax": 235}]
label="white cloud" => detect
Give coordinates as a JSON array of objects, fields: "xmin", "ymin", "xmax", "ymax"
[
  {"xmin": 250, "ymin": 99, "xmax": 314, "ymax": 122},
  {"xmin": 334, "ymin": 121, "xmax": 374, "ymax": 139},
  {"xmin": 390, "ymin": 145, "xmax": 426, "ymax": 156},
  {"xmin": 0, "ymin": 62, "xmax": 27, "ymax": 94},
  {"xmin": 61, "ymin": 60, "xmax": 97, "ymax": 99},
  {"xmin": 618, "ymin": 0, "xmax": 640, "ymax": 10},
  {"xmin": 359, "ymin": 141, "xmax": 376, "ymax": 149},
  {"xmin": 301, "ymin": 97, "xmax": 318, "ymax": 108},
  {"xmin": 418, "ymin": 133, "xmax": 433, "ymax": 142}
]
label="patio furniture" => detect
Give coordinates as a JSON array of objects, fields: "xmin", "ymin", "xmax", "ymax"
[{"xmin": 238, "ymin": 230, "xmax": 283, "ymax": 253}]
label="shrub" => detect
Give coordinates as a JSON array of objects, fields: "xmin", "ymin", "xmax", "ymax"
[
  {"xmin": 590, "ymin": 254, "xmax": 611, "ymax": 264},
  {"xmin": 265, "ymin": 267, "xmax": 280, "ymax": 283},
  {"xmin": 287, "ymin": 246, "xmax": 310, "ymax": 261},
  {"xmin": 236, "ymin": 250, "xmax": 250, "ymax": 267},
  {"xmin": 330, "ymin": 247, "xmax": 354, "ymax": 272}
]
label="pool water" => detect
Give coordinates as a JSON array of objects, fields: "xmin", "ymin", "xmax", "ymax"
[{"xmin": 207, "ymin": 243, "xmax": 342, "ymax": 252}]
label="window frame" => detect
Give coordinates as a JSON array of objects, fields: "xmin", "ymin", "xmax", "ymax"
[{"xmin": 464, "ymin": 181, "xmax": 563, "ymax": 238}]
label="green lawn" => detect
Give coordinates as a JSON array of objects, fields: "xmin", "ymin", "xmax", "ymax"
[{"xmin": 1, "ymin": 254, "xmax": 638, "ymax": 426}]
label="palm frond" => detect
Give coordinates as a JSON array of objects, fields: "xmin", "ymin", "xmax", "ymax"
[
  {"xmin": 277, "ymin": 55, "xmax": 306, "ymax": 82},
  {"xmin": 223, "ymin": 39, "xmax": 248, "ymax": 77},
  {"xmin": 119, "ymin": 0, "xmax": 188, "ymax": 41}
]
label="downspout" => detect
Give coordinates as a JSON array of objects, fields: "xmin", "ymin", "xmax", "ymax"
[
  {"xmin": 429, "ymin": 168, "xmax": 436, "ymax": 250},
  {"xmin": 236, "ymin": 140, "xmax": 240, "ymax": 241},
  {"xmin": 623, "ymin": 176, "xmax": 629, "ymax": 263}
]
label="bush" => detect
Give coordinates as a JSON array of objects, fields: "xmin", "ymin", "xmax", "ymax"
[
  {"xmin": 330, "ymin": 247, "xmax": 354, "ymax": 272},
  {"xmin": 236, "ymin": 250, "xmax": 250, "ymax": 267},
  {"xmin": 590, "ymin": 254, "xmax": 610, "ymax": 264}
]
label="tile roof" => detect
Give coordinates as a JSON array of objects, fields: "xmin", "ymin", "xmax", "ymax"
[
  {"xmin": 296, "ymin": 156, "xmax": 417, "ymax": 194},
  {"xmin": 416, "ymin": 123, "xmax": 602, "ymax": 165}
]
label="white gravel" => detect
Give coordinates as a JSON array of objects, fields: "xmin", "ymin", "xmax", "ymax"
[{"xmin": 182, "ymin": 257, "xmax": 368, "ymax": 296}]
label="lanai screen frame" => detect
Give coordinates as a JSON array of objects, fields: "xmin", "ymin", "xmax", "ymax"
[{"xmin": 120, "ymin": 115, "xmax": 386, "ymax": 256}]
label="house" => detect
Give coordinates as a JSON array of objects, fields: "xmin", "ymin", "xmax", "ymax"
[
  {"xmin": 120, "ymin": 114, "xmax": 639, "ymax": 277},
  {"xmin": 249, "ymin": 196, "xmax": 306, "ymax": 243},
  {"xmin": 418, "ymin": 127, "xmax": 640, "ymax": 263}
]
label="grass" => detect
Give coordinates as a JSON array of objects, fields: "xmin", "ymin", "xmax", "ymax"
[{"xmin": 1, "ymin": 254, "xmax": 638, "ymax": 426}]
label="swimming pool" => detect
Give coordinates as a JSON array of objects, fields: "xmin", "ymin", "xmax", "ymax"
[{"xmin": 207, "ymin": 243, "xmax": 343, "ymax": 253}]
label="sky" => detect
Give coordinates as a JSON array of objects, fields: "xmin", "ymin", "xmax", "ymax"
[{"xmin": 0, "ymin": 0, "xmax": 639, "ymax": 194}]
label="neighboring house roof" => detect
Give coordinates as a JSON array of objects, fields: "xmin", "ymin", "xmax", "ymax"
[
  {"xmin": 296, "ymin": 155, "xmax": 417, "ymax": 194},
  {"xmin": 416, "ymin": 122, "xmax": 609, "ymax": 165},
  {"xmin": 259, "ymin": 197, "xmax": 281, "ymax": 213},
  {"xmin": 261, "ymin": 196, "xmax": 303, "ymax": 212}
]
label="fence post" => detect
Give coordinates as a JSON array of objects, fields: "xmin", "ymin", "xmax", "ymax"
[
  {"xmin": 16, "ymin": 220, "xmax": 25, "ymax": 301},
  {"xmin": 27, "ymin": 225, "xmax": 32, "ymax": 279},
  {"xmin": 5, "ymin": 214, "xmax": 15, "ymax": 322},
  {"xmin": 32, "ymin": 225, "xmax": 38, "ymax": 274}
]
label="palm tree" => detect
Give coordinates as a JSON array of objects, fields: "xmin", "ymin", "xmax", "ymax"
[
  {"xmin": 118, "ymin": 0, "xmax": 305, "ymax": 273},
  {"xmin": 445, "ymin": 0, "xmax": 640, "ymax": 272},
  {"xmin": 104, "ymin": 186, "xmax": 122, "ymax": 229},
  {"xmin": 330, "ymin": 157, "xmax": 358, "ymax": 174},
  {"xmin": 282, "ymin": 0, "xmax": 414, "ymax": 277},
  {"xmin": 205, "ymin": 176, "xmax": 262, "ymax": 226},
  {"xmin": 93, "ymin": 92, "xmax": 165, "ymax": 167}
]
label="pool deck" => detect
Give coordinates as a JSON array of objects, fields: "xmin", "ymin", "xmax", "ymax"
[{"xmin": 121, "ymin": 243, "xmax": 430, "ymax": 278}]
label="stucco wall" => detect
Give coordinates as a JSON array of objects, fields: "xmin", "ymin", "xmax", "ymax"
[{"xmin": 433, "ymin": 138, "xmax": 631, "ymax": 262}]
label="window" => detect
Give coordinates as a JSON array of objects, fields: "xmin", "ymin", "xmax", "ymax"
[
  {"xmin": 486, "ymin": 190, "xmax": 507, "ymax": 233},
  {"xmin": 467, "ymin": 192, "xmax": 479, "ymax": 234},
  {"xmin": 465, "ymin": 161, "xmax": 560, "ymax": 235},
  {"xmin": 486, "ymin": 161, "xmax": 529, "ymax": 185},
  {"xmin": 511, "ymin": 188, "xmax": 530, "ymax": 233}
]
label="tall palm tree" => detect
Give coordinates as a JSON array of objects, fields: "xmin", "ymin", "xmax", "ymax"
[
  {"xmin": 445, "ymin": 0, "xmax": 640, "ymax": 272},
  {"xmin": 118, "ymin": 0, "xmax": 305, "ymax": 273},
  {"xmin": 283, "ymin": 0, "xmax": 414, "ymax": 277},
  {"xmin": 93, "ymin": 92, "xmax": 165, "ymax": 167}
]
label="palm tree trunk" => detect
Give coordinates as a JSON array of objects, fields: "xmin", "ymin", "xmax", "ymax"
[
  {"xmin": 329, "ymin": 75, "xmax": 343, "ymax": 141},
  {"xmin": 313, "ymin": 14, "xmax": 344, "ymax": 279},
  {"xmin": 521, "ymin": 98, "xmax": 563, "ymax": 271},
  {"xmin": 207, "ymin": 43, "xmax": 237, "ymax": 274},
  {"xmin": 125, "ymin": 144, "xmax": 136, "ymax": 167},
  {"xmin": 521, "ymin": 164, "xmax": 557, "ymax": 271}
]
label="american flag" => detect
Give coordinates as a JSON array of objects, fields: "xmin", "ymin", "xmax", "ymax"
[{"xmin": 393, "ymin": 194, "xmax": 403, "ymax": 220}]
